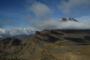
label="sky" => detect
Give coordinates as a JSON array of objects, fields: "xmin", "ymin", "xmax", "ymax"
[{"xmin": 0, "ymin": 0, "xmax": 90, "ymax": 29}]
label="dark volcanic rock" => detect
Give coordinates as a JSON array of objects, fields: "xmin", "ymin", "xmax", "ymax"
[
  {"xmin": 84, "ymin": 36, "xmax": 90, "ymax": 40},
  {"xmin": 0, "ymin": 37, "xmax": 22, "ymax": 46},
  {"xmin": 64, "ymin": 37, "xmax": 87, "ymax": 44}
]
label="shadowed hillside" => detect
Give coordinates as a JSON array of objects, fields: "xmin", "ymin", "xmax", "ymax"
[{"xmin": 0, "ymin": 29, "xmax": 90, "ymax": 60}]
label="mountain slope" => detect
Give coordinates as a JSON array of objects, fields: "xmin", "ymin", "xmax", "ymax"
[{"xmin": 0, "ymin": 29, "xmax": 90, "ymax": 60}]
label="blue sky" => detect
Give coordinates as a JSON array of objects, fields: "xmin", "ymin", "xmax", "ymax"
[{"xmin": 0, "ymin": 0, "xmax": 90, "ymax": 29}]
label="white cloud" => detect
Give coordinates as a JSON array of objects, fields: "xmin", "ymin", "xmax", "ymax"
[
  {"xmin": 59, "ymin": 0, "xmax": 90, "ymax": 14},
  {"xmin": 76, "ymin": 16, "xmax": 90, "ymax": 28},
  {"xmin": 29, "ymin": 2, "xmax": 53, "ymax": 29},
  {"xmin": 32, "ymin": 18, "xmax": 90, "ymax": 30},
  {"xmin": 0, "ymin": 28, "xmax": 6, "ymax": 34},
  {"xmin": 30, "ymin": 2, "xmax": 51, "ymax": 17},
  {"xmin": 77, "ymin": 16, "xmax": 90, "ymax": 23}
]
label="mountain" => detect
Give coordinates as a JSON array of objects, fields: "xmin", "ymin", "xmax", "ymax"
[
  {"xmin": 60, "ymin": 17, "xmax": 79, "ymax": 22},
  {"xmin": 0, "ymin": 29, "xmax": 90, "ymax": 60}
]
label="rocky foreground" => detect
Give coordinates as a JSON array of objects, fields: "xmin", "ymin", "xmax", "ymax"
[{"xmin": 0, "ymin": 29, "xmax": 90, "ymax": 60}]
